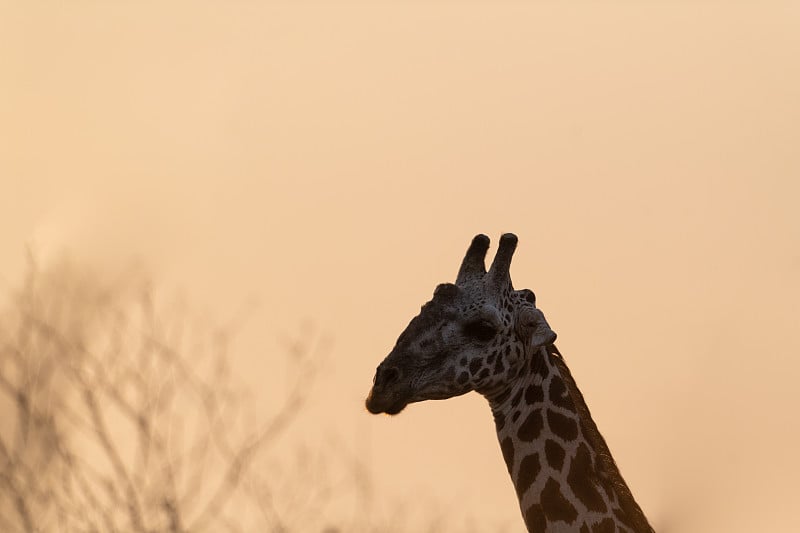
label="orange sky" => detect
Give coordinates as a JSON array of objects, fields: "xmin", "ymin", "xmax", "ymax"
[{"xmin": 2, "ymin": 2, "xmax": 799, "ymax": 531}]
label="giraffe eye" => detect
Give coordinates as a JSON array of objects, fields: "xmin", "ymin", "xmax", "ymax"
[{"xmin": 464, "ymin": 321, "xmax": 496, "ymax": 342}]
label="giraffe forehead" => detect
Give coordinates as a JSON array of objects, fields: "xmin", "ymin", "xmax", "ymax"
[
  {"xmin": 458, "ymin": 285, "xmax": 533, "ymax": 319},
  {"xmin": 395, "ymin": 302, "xmax": 456, "ymax": 345},
  {"xmin": 396, "ymin": 297, "xmax": 509, "ymax": 350},
  {"xmin": 424, "ymin": 288, "xmax": 498, "ymax": 322}
]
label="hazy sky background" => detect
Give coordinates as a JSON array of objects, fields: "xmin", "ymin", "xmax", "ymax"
[{"xmin": 2, "ymin": 2, "xmax": 799, "ymax": 531}]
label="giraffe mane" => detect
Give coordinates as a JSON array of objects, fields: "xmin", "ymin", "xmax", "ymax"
[{"xmin": 548, "ymin": 345, "xmax": 654, "ymax": 533}]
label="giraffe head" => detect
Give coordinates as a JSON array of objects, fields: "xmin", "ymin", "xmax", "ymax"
[{"xmin": 366, "ymin": 233, "xmax": 556, "ymax": 415}]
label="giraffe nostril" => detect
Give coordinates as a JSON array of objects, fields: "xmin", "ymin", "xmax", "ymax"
[{"xmin": 374, "ymin": 365, "xmax": 401, "ymax": 388}]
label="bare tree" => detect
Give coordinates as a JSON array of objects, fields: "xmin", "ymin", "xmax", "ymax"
[{"xmin": 0, "ymin": 255, "xmax": 322, "ymax": 532}]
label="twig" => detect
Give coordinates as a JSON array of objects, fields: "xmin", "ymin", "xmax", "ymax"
[{"xmin": 82, "ymin": 387, "xmax": 145, "ymax": 532}]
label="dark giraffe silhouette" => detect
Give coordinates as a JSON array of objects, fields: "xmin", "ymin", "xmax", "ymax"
[{"xmin": 366, "ymin": 234, "xmax": 653, "ymax": 532}]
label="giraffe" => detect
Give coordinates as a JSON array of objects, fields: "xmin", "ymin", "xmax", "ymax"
[{"xmin": 365, "ymin": 234, "xmax": 653, "ymax": 533}]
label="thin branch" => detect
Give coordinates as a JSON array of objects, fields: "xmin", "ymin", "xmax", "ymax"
[
  {"xmin": 0, "ymin": 261, "xmax": 359, "ymax": 533},
  {"xmin": 82, "ymin": 387, "xmax": 145, "ymax": 533}
]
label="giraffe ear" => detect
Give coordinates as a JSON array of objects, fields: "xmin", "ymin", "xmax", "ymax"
[{"xmin": 516, "ymin": 306, "xmax": 557, "ymax": 352}]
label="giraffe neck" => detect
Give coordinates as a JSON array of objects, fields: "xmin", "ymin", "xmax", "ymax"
[{"xmin": 487, "ymin": 345, "xmax": 653, "ymax": 533}]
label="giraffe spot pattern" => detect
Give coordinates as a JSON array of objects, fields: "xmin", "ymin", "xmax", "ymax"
[
  {"xmin": 567, "ymin": 443, "xmax": 608, "ymax": 513},
  {"xmin": 525, "ymin": 383, "xmax": 544, "ymax": 405},
  {"xmin": 469, "ymin": 359, "xmax": 482, "ymax": 375},
  {"xmin": 514, "ymin": 453, "xmax": 541, "ymax": 499},
  {"xmin": 500, "ymin": 437, "xmax": 515, "ymax": 473},
  {"xmin": 545, "ymin": 439, "xmax": 566, "ymax": 471},
  {"xmin": 613, "ymin": 507, "xmax": 637, "ymax": 531},
  {"xmin": 493, "ymin": 388, "xmax": 511, "ymax": 404},
  {"xmin": 494, "ymin": 355, "xmax": 505, "ymax": 374},
  {"xmin": 580, "ymin": 524, "xmax": 591, "ymax": 533},
  {"xmin": 494, "ymin": 412, "xmax": 506, "ymax": 431},
  {"xmin": 599, "ymin": 472, "xmax": 616, "ymax": 502},
  {"xmin": 524, "ymin": 504, "xmax": 546, "ymax": 531},
  {"xmin": 457, "ymin": 372, "xmax": 469, "ymax": 385},
  {"xmin": 534, "ymin": 356, "xmax": 550, "ymax": 378},
  {"xmin": 549, "ymin": 377, "xmax": 573, "ymax": 409},
  {"xmin": 547, "ymin": 409, "xmax": 579, "ymax": 441},
  {"xmin": 517, "ymin": 408, "xmax": 544, "ymax": 441},
  {"xmin": 511, "ymin": 387, "xmax": 524, "ymax": 407},
  {"xmin": 592, "ymin": 517, "xmax": 616, "ymax": 533},
  {"xmin": 541, "ymin": 477, "xmax": 579, "ymax": 524}
]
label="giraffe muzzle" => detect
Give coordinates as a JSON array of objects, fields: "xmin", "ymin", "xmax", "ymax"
[
  {"xmin": 366, "ymin": 365, "xmax": 409, "ymax": 415},
  {"xmin": 373, "ymin": 364, "xmax": 401, "ymax": 389}
]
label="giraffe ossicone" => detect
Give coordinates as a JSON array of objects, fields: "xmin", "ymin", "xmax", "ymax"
[{"xmin": 366, "ymin": 233, "xmax": 653, "ymax": 533}]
